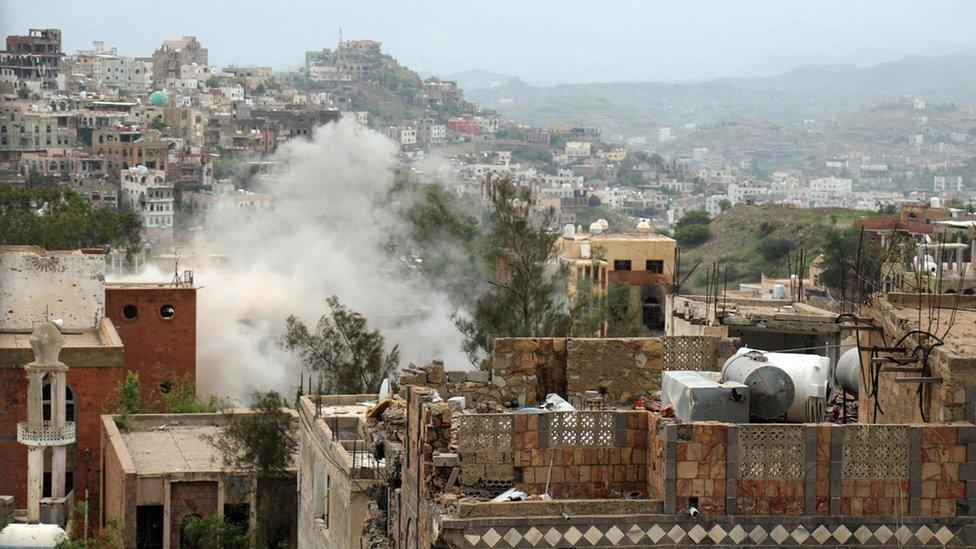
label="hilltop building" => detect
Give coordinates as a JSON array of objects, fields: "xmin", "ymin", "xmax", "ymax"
[{"xmin": 0, "ymin": 28, "xmax": 64, "ymax": 91}]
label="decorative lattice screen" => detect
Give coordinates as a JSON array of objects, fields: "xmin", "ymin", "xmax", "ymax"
[
  {"xmin": 662, "ymin": 336, "xmax": 718, "ymax": 371},
  {"xmin": 457, "ymin": 414, "xmax": 513, "ymax": 451},
  {"xmin": 842, "ymin": 425, "xmax": 910, "ymax": 479},
  {"xmin": 738, "ymin": 425, "xmax": 806, "ymax": 478},
  {"xmin": 547, "ymin": 411, "xmax": 615, "ymax": 448}
]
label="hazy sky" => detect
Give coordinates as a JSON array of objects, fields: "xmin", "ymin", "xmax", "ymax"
[{"xmin": 2, "ymin": 0, "xmax": 975, "ymax": 85}]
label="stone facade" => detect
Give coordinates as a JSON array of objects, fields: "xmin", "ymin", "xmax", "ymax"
[{"xmin": 400, "ymin": 337, "xmax": 737, "ymax": 409}]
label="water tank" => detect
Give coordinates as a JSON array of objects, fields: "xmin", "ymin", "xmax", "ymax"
[
  {"xmin": 563, "ymin": 224, "xmax": 575, "ymax": 239},
  {"xmin": 721, "ymin": 348, "xmax": 830, "ymax": 422},
  {"xmin": 930, "ymin": 196, "xmax": 942, "ymax": 208},
  {"xmin": 771, "ymin": 283, "xmax": 786, "ymax": 299},
  {"xmin": 636, "ymin": 220, "xmax": 652, "ymax": 234},
  {"xmin": 581, "ymin": 243, "xmax": 591, "ymax": 259},
  {"xmin": 835, "ymin": 347, "xmax": 861, "ymax": 395},
  {"xmin": 589, "ymin": 221, "xmax": 603, "ymax": 235},
  {"xmin": 0, "ymin": 524, "xmax": 67, "ymax": 548},
  {"xmin": 598, "ymin": 219, "xmax": 609, "ymax": 231}
]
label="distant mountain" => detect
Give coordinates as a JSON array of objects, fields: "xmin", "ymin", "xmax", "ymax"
[
  {"xmin": 466, "ymin": 50, "xmax": 976, "ymax": 136},
  {"xmin": 438, "ymin": 69, "xmax": 520, "ymax": 92}
]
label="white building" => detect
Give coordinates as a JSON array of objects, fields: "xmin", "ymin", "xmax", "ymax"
[
  {"xmin": 120, "ymin": 165, "xmax": 174, "ymax": 245},
  {"xmin": 808, "ymin": 176, "xmax": 853, "ymax": 208},
  {"xmin": 101, "ymin": 57, "xmax": 153, "ymax": 92},
  {"xmin": 658, "ymin": 127, "xmax": 672, "ymax": 143},
  {"xmin": 564, "ymin": 141, "xmax": 591, "ymax": 160},
  {"xmin": 728, "ymin": 182, "xmax": 769, "ymax": 204},
  {"xmin": 934, "ymin": 175, "xmax": 964, "ymax": 193}
]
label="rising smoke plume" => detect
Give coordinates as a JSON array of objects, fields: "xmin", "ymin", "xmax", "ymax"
[{"xmin": 141, "ymin": 120, "xmax": 469, "ymax": 399}]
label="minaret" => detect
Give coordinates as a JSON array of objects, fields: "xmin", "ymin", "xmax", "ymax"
[{"xmin": 17, "ymin": 322, "xmax": 75, "ymax": 523}]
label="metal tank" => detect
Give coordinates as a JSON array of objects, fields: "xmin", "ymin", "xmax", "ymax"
[
  {"xmin": 721, "ymin": 350, "xmax": 795, "ymax": 420},
  {"xmin": 721, "ymin": 348, "xmax": 831, "ymax": 422},
  {"xmin": 835, "ymin": 347, "xmax": 861, "ymax": 395}
]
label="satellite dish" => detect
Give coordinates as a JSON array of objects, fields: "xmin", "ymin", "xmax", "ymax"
[{"xmin": 378, "ymin": 378, "xmax": 391, "ymax": 401}]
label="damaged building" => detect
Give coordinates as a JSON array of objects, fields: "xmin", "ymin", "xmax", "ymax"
[{"xmin": 297, "ymin": 330, "xmax": 976, "ymax": 548}]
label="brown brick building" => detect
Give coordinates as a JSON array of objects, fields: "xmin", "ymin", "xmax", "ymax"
[{"xmin": 0, "ymin": 247, "xmax": 196, "ymax": 529}]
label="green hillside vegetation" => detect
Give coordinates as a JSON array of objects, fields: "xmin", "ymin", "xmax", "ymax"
[{"xmin": 677, "ymin": 204, "xmax": 874, "ymax": 292}]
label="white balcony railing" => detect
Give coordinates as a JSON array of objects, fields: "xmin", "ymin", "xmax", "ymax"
[{"xmin": 17, "ymin": 421, "xmax": 76, "ymax": 446}]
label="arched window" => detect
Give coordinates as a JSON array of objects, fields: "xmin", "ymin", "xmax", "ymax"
[{"xmin": 42, "ymin": 381, "xmax": 75, "ymax": 422}]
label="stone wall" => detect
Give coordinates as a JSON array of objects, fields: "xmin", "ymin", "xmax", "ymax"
[
  {"xmin": 401, "ymin": 336, "xmax": 737, "ymax": 408},
  {"xmin": 652, "ymin": 417, "xmax": 976, "ymax": 519}
]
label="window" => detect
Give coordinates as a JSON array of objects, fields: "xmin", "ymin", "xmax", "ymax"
[
  {"xmin": 160, "ymin": 305, "xmax": 175, "ymax": 319},
  {"xmin": 613, "ymin": 259, "xmax": 632, "ymax": 271},
  {"xmin": 646, "ymin": 260, "xmax": 664, "ymax": 274},
  {"xmin": 122, "ymin": 304, "xmax": 139, "ymax": 320}
]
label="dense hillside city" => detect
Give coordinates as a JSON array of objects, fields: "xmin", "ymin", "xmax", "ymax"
[{"xmin": 3, "ymin": 5, "xmax": 976, "ymax": 548}]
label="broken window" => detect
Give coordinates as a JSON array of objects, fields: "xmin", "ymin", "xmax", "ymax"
[{"xmin": 646, "ymin": 259, "xmax": 664, "ymax": 274}]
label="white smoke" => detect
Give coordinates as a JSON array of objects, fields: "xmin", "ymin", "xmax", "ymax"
[{"xmin": 150, "ymin": 120, "xmax": 469, "ymax": 399}]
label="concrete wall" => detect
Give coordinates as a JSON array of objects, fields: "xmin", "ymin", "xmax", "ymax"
[
  {"xmin": 0, "ymin": 247, "xmax": 105, "ymax": 332},
  {"xmin": 297, "ymin": 397, "xmax": 377, "ymax": 549},
  {"xmin": 99, "ymin": 416, "xmax": 137, "ymax": 546}
]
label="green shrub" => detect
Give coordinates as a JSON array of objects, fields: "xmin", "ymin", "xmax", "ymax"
[{"xmin": 674, "ymin": 224, "xmax": 711, "ymax": 246}]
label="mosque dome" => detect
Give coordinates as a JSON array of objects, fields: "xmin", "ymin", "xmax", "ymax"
[{"xmin": 148, "ymin": 90, "xmax": 167, "ymax": 107}]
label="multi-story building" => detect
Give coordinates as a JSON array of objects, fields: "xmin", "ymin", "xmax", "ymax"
[
  {"xmin": 808, "ymin": 175, "xmax": 853, "ymax": 208},
  {"xmin": 0, "ymin": 102, "xmax": 77, "ymax": 151},
  {"xmin": 0, "ymin": 28, "xmax": 64, "ymax": 90},
  {"xmin": 150, "ymin": 36, "xmax": 208, "ymax": 84},
  {"xmin": 222, "ymin": 65, "xmax": 272, "ymax": 90},
  {"xmin": 20, "ymin": 148, "xmax": 105, "ymax": 182},
  {"xmin": 0, "ymin": 246, "xmax": 196, "ymax": 532},
  {"xmin": 92, "ymin": 125, "xmax": 171, "ymax": 177},
  {"xmin": 120, "ymin": 166, "xmax": 174, "ymax": 245},
  {"xmin": 560, "ymin": 221, "xmax": 677, "ymax": 333}
]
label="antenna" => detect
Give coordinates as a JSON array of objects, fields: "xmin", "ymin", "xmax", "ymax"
[
  {"xmin": 339, "ymin": 26, "xmax": 343, "ymax": 49},
  {"xmin": 171, "ymin": 252, "xmax": 182, "ymax": 287}
]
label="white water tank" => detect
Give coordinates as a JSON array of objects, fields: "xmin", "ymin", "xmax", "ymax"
[
  {"xmin": 721, "ymin": 348, "xmax": 831, "ymax": 422},
  {"xmin": 563, "ymin": 224, "xmax": 576, "ymax": 239},
  {"xmin": 930, "ymin": 196, "xmax": 942, "ymax": 208},
  {"xmin": 581, "ymin": 243, "xmax": 591, "ymax": 259},
  {"xmin": 0, "ymin": 524, "xmax": 68, "ymax": 548},
  {"xmin": 772, "ymin": 283, "xmax": 786, "ymax": 299},
  {"xmin": 835, "ymin": 347, "xmax": 861, "ymax": 395},
  {"xmin": 589, "ymin": 221, "xmax": 603, "ymax": 235}
]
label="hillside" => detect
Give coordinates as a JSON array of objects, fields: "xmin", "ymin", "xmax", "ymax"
[
  {"xmin": 465, "ymin": 50, "xmax": 976, "ymax": 137},
  {"xmin": 677, "ymin": 204, "xmax": 875, "ymax": 292}
]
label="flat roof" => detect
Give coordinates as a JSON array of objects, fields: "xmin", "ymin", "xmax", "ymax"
[
  {"xmin": 122, "ymin": 423, "xmax": 229, "ymax": 475},
  {"xmin": 0, "ymin": 318, "xmax": 123, "ymax": 369}
]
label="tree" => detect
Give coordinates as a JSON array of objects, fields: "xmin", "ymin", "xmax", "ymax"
[
  {"xmin": 206, "ymin": 76, "xmax": 220, "ymax": 88},
  {"xmin": 816, "ymin": 227, "xmax": 882, "ymax": 298},
  {"xmin": 210, "ymin": 391, "xmax": 297, "ymax": 477},
  {"xmin": 282, "ymin": 296, "xmax": 399, "ymax": 394},
  {"xmin": 149, "ymin": 115, "xmax": 166, "ymax": 131},
  {"xmin": 757, "ymin": 237, "xmax": 794, "ymax": 262},
  {"xmin": 17, "ymin": 85, "xmax": 29, "ymax": 99},
  {"xmin": 111, "ymin": 371, "xmax": 143, "ymax": 430},
  {"xmin": 252, "ymin": 83, "xmax": 267, "ymax": 95},
  {"xmin": 587, "ymin": 195, "xmax": 602, "ymax": 207},
  {"xmin": 161, "ymin": 374, "xmax": 232, "ymax": 413},
  {"xmin": 0, "ymin": 183, "xmax": 141, "ymax": 255},
  {"xmin": 718, "ymin": 199, "xmax": 732, "ymax": 212},
  {"xmin": 675, "ymin": 210, "xmax": 711, "ymax": 229},
  {"xmin": 180, "ymin": 513, "xmax": 247, "ymax": 549},
  {"xmin": 674, "ymin": 224, "xmax": 711, "ymax": 247},
  {"xmin": 647, "ymin": 153, "xmax": 665, "ymax": 167},
  {"xmin": 455, "ymin": 176, "xmax": 573, "ymax": 362}
]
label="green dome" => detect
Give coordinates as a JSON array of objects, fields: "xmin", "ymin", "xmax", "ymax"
[{"xmin": 148, "ymin": 90, "xmax": 167, "ymax": 107}]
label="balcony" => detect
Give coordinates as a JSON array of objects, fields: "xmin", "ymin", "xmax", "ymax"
[{"xmin": 17, "ymin": 421, "xmax": 76, "ymax": 446}]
